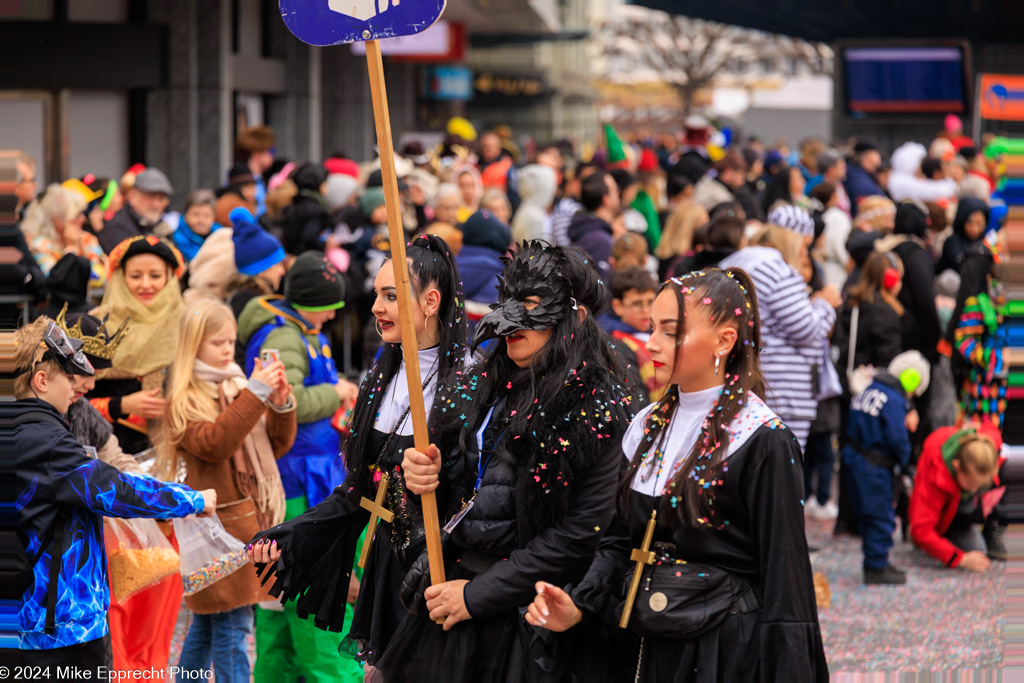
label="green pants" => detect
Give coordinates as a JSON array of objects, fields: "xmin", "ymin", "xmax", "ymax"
[{"xmin": 253, "ymin": 496, "xmax": 364, "ymax": 683}]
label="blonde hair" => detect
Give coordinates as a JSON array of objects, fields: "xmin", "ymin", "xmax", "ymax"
[
  {"xmin": 13, "ymin": 318, "xmax": 61, "ymax": 398},
  {"xmin": 19, "ymin": 185, "xmax": 69, "ymax": 243},
  {"xmin": 265, "ymin": 179, "xmax": 298, "ymax": 221},
  {"xmin": 164, "ymin": 298, "xmax": 237, "ymax": 474},
  {"xmin": 753, "ymin": 223, "xmax": 806, "ymax": 274},
  {"xmin": 480, "ymin": 188, "xmax": 511, "ymax": 222},
  {"xmin": 956, "ymin": 433, "xmax": 999, "ymax": 477},
  {"xmin": 656, "ymin": 201, "xmax": 709, "ymax": 260}
]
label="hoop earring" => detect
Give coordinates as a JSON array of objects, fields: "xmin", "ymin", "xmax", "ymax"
[
  {"xmin": 714, "ymin": 354, "xmax": 721, "ymax": 377},
  {"xmin": 375, "ymin": 319, "xmax": 384, "ymax": 338},
  {"xmin": 426, "ymin": 313, "xmax": 441, "ymax": 345}
]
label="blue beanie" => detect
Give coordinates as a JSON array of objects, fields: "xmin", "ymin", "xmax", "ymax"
[{"xmin": 231, "ymin": 207, "xmax": 286, "ymax": 276}]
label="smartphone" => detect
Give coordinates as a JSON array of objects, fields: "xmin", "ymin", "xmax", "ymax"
[{"xmin": 261, "ymin": 349, "xmax": 280, "ymax": 365}]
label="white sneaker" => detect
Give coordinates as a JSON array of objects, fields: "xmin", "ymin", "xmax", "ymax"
[
  {"xmin": 805, "ymin": 498, "xmax": 821, "ymax": 518},
  {"xmin": 813, "ymin": 500, "xmax": 839, "ymax": 521}
]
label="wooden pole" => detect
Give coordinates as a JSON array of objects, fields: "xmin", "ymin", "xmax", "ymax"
[{"xmin": 365, "ymin": 39, "xmax": 447, "ymax": 591}]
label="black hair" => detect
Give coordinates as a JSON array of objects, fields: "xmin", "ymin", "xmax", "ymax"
[
  {"xmin": 438, "ymin": 245, "xmax": 627, "ymax": 463},
  {"xmin": 921, "ymin": 156, "xmax": 944, "ymax": 180},
  {"xmin": 341, "ymin": 233, "xmax": 469, "ymax": 504},
  {"xmin": 581, "ymin": 172, "xmax": 611, "ymax": 213},
  {"xmin": 706, "ymin": 214, "xmax": 745, "ymax": 250},
  {"xmin": 290, "ymin": 162, "xmax": 328, "ymax": 192},
  {"xmin": 953, "ymin": 197, "xmax": 990, "ymax": 238},
  {"xmin": 617, "ymin": 268, "xmax": 765, "ymax": 528},
  {"xmin": 895, "ymin": 201, "xmax": 929, "ymax": 239},
  {"xmin": 264, "ymin": 159, "xmax": 291, "ymax": 183},
  {"xmin": 609, "ymin": 168, "xmax": 636, "ymax": 194},
  {"xmin": 610, "ymin": 267, "xmax": 657, "ymax": 301},
  {"xmin": 762, "ymin": 165, "xmax": 796, "ymax": 214},
  {"xmin": 691, "ymin": 221, "xmax": 712, "ymax": 250},
  {"xmin": 666, "ymin": 174, "xmax": 692, "ymax": 199}
]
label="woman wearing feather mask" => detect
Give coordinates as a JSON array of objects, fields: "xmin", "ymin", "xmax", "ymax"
[{"xmin": 379, "ymin": 241, "xmax": 642, "ymax": 680}]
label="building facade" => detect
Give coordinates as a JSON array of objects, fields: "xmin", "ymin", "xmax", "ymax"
[{"xmin": 2, "ymin": 0, "xmax": 565, "ymax": 204}]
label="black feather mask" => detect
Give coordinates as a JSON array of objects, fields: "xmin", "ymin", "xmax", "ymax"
[{"xmin": 472, "ymin": 240, "xmax": 575, "ymax": 350}]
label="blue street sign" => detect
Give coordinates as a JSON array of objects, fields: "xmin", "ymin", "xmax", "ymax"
[{"xmin": 279, "ymin": 0, "xmax": 447, "ymax": 47}]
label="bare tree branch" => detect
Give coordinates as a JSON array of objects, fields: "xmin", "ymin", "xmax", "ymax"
[{"xmin": 600, "ymin": 10, "xmax": 834, "ymax": 114}]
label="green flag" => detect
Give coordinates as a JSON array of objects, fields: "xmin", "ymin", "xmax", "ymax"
[{"xmin": 604, "ymin": 123, "xmax": 627, "ymax": 164}]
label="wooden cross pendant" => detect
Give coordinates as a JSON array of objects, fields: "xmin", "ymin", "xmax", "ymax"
[
  {"xmin": 620, "ymin": 509, "xmax": 658, "ymax": 629},
  {"xmin": 358, "ymin": 471, "xmax": 396, "ymax": 569}
]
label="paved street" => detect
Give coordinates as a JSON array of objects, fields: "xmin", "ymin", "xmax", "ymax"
[{"xmin": 807, "ymin": 517, "xmax": 1004, "ymax": 678}]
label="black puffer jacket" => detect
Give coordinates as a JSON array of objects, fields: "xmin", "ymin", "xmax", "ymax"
[{"xmin": 438, "ymin": 362, "xmax": 638, "ymax": 620}]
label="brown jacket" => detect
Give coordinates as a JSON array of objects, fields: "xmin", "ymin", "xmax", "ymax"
[{"xmin": 177, "ymin": 388, "xmax": 296, "ymax": 614}]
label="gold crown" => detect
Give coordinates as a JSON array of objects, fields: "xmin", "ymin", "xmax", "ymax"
[{"xmin": 55, "ymin": 303, "xmax": 129, "ymax": 361}]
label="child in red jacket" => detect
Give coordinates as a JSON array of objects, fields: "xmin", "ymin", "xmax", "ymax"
[{"xmin": 909, "ymin": 425, "xmax": 1005, "ymax": 571}]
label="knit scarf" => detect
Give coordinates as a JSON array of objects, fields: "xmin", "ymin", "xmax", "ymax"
[
  {"xmin": 194, "ymin": 359, "xmax": 286, "ymax": 529},
  {"xmin": 174, "ymin": 219, "xmax": 222, "ymax": 262}
]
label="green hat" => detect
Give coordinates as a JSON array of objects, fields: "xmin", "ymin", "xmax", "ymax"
[
  {"xmin": 285, "ymin": 251, "xmax": 345, "ymax": 312},
  {"xmin": 359, "ymin": 186, "xmax": 387, "ymax": 220},
  {"xmin": 604, "ymin": 123, "xmax": 627, "ymax": 164}
]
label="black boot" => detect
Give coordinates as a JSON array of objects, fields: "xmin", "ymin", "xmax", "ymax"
[
  {"xmin": 983, "ymin": 521, "xmax": 1008, "ymax": 561},
  {"xmin": 863, "ymin": 564, "xmax": 907, "ymax": 585}
]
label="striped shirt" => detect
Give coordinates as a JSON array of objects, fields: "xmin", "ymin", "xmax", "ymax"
[{"xmin": 719, "ymin": 246, "xmax": 836, "ymax": 427}]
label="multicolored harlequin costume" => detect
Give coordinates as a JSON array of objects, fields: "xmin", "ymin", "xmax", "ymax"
[
  {"xmin": 952, "ymin": 292, "xmax": 1008, "ymax": 429},
  {"xmin": 948, "ymin": 233, "xmax": 1009, "ymax": 431}
]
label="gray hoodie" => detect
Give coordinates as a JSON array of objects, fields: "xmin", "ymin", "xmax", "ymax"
[{"xmin": 511, "ymin": 164, "xmax": 558, "ymax": 244}]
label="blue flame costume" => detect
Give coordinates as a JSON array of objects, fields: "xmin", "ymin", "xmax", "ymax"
[{"xmin": 10, "ymin": 399, "xmax": 205, "ymax": 651}]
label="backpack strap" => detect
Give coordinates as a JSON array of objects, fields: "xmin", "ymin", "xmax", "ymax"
[
  {"xmin": 244, "ymin": 318, "xmax": 286, "ymax": 376},
  {"xmin": 847, "ymin": 306, "xmax": 860, "ymax": 378}
]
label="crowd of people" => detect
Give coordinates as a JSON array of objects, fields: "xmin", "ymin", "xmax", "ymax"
[{"xmin": 7, "ymin": 110, "xmax": 1008, "ymax": 681}]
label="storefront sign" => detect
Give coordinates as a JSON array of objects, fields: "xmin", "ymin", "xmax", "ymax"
[
  {"xmin": 473, "ymin": 73, "xmax": 545, "ymax": 99},
  {"xmin": 425, "ymin": 66, "xmax": 473, "ymax": 101}
]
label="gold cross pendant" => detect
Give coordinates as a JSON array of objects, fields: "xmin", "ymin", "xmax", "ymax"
[
  {"xmin": 620, "ymin": 509, "xmax": 657, "ymax": 629},
  {"xmin": 358, "ymin": 471, "xmax": 396, "ymax": 569}
]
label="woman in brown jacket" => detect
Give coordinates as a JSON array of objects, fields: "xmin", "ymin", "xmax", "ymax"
[{"xmin": 165, "ymin": 296, "xmax": 297, "ymax": 681}]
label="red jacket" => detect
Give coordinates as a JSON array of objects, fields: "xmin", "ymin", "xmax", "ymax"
[{"xmin": 909, "ymin": 425, "xmax": 1004, "ymax": 567}]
